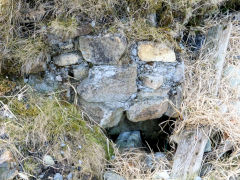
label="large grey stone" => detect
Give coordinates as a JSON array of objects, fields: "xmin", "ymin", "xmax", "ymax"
[
  {"xmin": 104, "ymin": 171, "xmax": 126, "ymax": 180},
  {"xmin": 53, "ymin": 52, "xmax": 81, "ymax": 66},
  {"xmin": 77, "ymin": 65, "xmax": 137, "ymax": 102},
  {"xmin": 115, "ymin": 131, "xmax": 142, "ymax": 149},
  {"xmin": 127, "ymin": 98, "xmax": 168, "ymax": 122},
  {"xmin": 145, "ymin": 152, "xmax": 167, "ymax": 169},
  {"xmin": 79, "ymin": 99, "xmax": 124, "ymax": 128},
  {"xmin": 79, "ymin": 34, "xmax": 127, "ymax": 65}
]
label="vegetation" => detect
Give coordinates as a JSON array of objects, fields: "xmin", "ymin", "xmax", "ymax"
[
  {"xmin": 0, "ymin": 0, "xmax": 237, "ymax": 75},
  {"xmin": 0, "ymin": 0, "xmax": 240, "ymax": 179},
  {"xmin": 0, "ymin": 89, "xmax": 112, "ymax": 178}
]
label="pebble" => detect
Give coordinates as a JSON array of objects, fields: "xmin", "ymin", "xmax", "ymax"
[
  {"xmin": 195, "ymin": 176, "xmax": 202, "ymax": 180},
  {"xmin": 104, "ymin": 171, "xmax": 126, "ymax": 180},
  {"xmin": 39, "ymin": 174, "xmax": 44, "ymax": 179},
  {"xmin": 56, "ymin": 75, "xmax": 62, "ymax": 82},
  {"xmin": 43, "ymin": 155, "xmax": 55, "ymax": 166},
  {"xmin": 152, "ymin": 171, "xmax": 170, "ymax": 180},
  {"xmin": 60, "ymin": 143, "xmax": 66, "ymax": 147},
  {"xmin": 54, "ymin": 173, "xmax": 63, "ymax": 180},
  {"xmin": 67, "ymin": 172, "xmax": 73, "ymax": 180}
]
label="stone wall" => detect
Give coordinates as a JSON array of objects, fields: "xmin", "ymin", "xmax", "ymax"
[{"xmin": 26, "ymin": 33, "xmax": 184, "ymax": 131}]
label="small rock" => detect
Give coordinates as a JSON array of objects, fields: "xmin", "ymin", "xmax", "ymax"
[
  {"xmin": 39, "ymin": 174, "xmax": 44, "ymax": 179},
  {"xmin": 195, "ymin": 176, "xmax": 202, "ymax": 180},
  {"xmin": 145, "ymin": 152, "xmax": 167, "ymax": 169},
  {"xmin": 56, "ymin": 75, "xmax": 62, "ymax": 82},
  {"xmin": 73, "ymin": 63, "xmax": 89, "ymax": 81},
  {"xmin": 104, "ymin": 171, "xmax": 126, "ymax": 180},
  {"xmin": 204, "ymin": 139, "xmax": 212, "ymax": 153},
  {"xmin": 60, "ymin": 143, "xmax": 66, "ymax": 148},
  {"xmin": 27, "ymin": 74, "xmax": 59, "ymax": 93},
  {"xmin": 18, "ymin": 172, "xmax": 29, "ymax": 180},
  {"xmin": 164, "ymin": 86, "xmax": 182, "ymax": 118},
  {"xmin": 77, "ymin": 65, "xmax": 137, "ymax": 102},
  {"xmin": 53, "ymin": 52, "xmax": 81, "ymax": 66},
  {"xmin": 152, "ymin": 171, "xmax": 170, "ymax": 180},
  {"xmin": 54, "ymin": 173, "xmax": 63, "ymax": 180},
  {"xmin": 90, "ymin": 20, "xmax": 96, "ymax": 27},
  {"xmin": 79, "ymin": 34, "xmax": 127, "ymax": 65},
  {"xmin": 115, "ymin": 131, "xmax": 142, "ymax": 149},
  {"xmin": 58, "ymin": 40, "xmax": 74, "ymax": 51},
  {"xmin": 127, "ymin": 98, "xmax": 168, "ymax": 122},
  {"xmin": 0, "ymin": 150, "xmax": 18, "ymax": 180},
  {"xmin": 140, "ymin": 74, "xmax": 164, "ymax": 89},
  {"xmin": 224, "ymin": 65, "xmax": 240, "ymax": 96},
  {"xmin": 138, "ymin": 42, "xmax": 176, "ymax": 62},
  {"xmin": 43, "ymin": 155, "xmax": 55, "ymax": 166},
  {"xmin": 67, "ymin": 172, "xmax": 73, "ymax": 180},
  {"xmin": 173, "ymin": 62, "xmax": 184, "ymax": 83}
]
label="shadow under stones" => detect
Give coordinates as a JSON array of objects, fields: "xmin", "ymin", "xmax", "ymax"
[{"xmin": 106, "ymin": 114, "xmax": 176, "ymax": 152}]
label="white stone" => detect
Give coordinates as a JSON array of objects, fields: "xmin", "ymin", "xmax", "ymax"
[
  {"xmin": 104, "ymin": 171, "xmax": 126, "ymax": 180},
  {"xmin": 18, "ymin": 173, "xmax": 29, "ymax": 180},
  {"xmin": 152, "ymin": 171, "xmax": 170, "ymax": 180},
  {"xmin": 43, "ymin": 155, "xmax": 55, "ymax": 166}
]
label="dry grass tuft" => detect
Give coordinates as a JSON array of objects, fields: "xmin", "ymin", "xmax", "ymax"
[
  {"xmin": 0, "ymin": 88, "xmax": 110, "ymax": 178},
  {"xmin": 107, "ymin": 149, "xmax": 171, "ymax": 179},
  {"xmin": 172, "ymin": 13, "xmax": 240, "ymax": 179},
  {"xmin": 49, "ymin": 17, "xmax": 79, "ymax": 40}
]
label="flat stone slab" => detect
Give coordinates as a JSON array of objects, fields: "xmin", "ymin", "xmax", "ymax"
[
  {"xmin": 79, "ymin": 34, "xmax": 127, "ymax": 65},
  {"xmin": 138, "ymin": 42, "xmax": 176, "ymax": 62},
  {"xmin": 79, "ymin": 99, "xmax": 124, "ymax": 128},
  {"xmin": 77, "ymin": 65, "xmax": 137, "ymax": 102},
  {"xmin": 127, "ymin": 98, "xmax": 168, "ymax": 122}
]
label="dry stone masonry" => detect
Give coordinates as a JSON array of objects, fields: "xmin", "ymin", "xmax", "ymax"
[{"xmin": 26, "ymin": 33, "xmax": 184, "ymax": 132}]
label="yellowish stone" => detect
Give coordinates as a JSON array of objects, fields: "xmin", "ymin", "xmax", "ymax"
[{"xmin": 138, "ymin": 42, "xmax": 176, "ymax": 62}]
